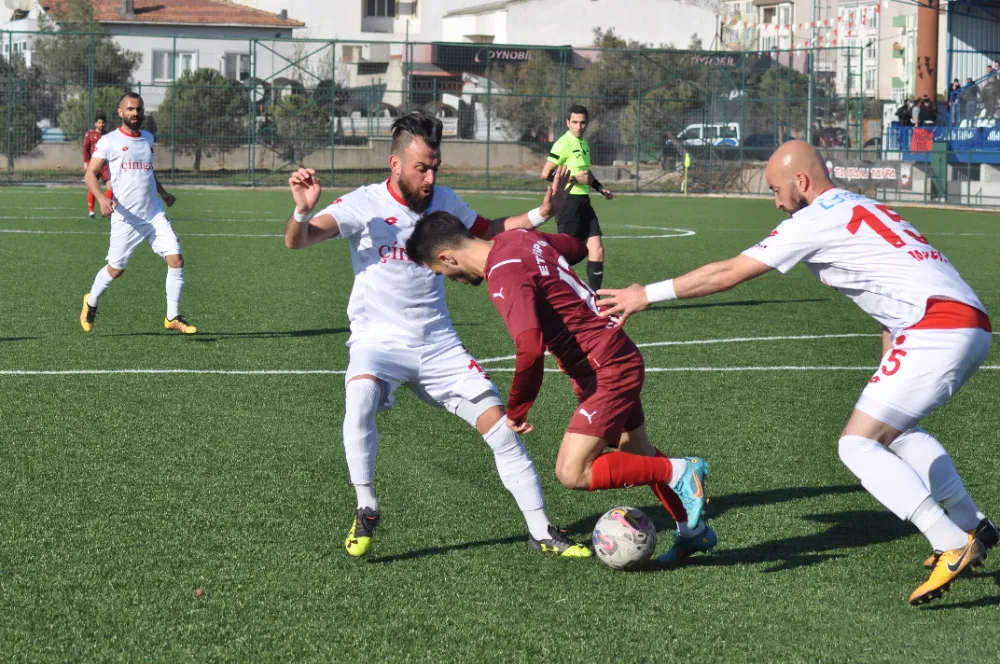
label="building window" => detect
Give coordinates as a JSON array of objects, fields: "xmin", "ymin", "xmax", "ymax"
[
  {"xmin": 865, "ymin": 41, "xmax": 876, "ymax": 60},
  {"xmin": 762, "ymin": 6, "xmax": 776, "ymax": 23},
  {"xmin": 779, "ymin": 5, "xmax": 791, "ymax": 24},
  {"xmin": 223, "ymin": 53, "xmax": 251, "ymax": 81},
  {"xmin": 365, "ymin": 0, "xmax": 396, "ymax": 17},
  {"xmin": 864, "ymin": 68, "xmax": 876, "ymax": 91},
  {"xmin": 152, "ymin": 50, "xmax": 197, "ymax": 81}
]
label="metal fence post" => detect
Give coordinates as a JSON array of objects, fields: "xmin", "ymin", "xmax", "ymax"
[
  {"xmin": 634, "ymin": 52, "xmax": 641, "ymax": 193},
  {"xmin": 485, "ymin": 51, "xmax": 492, "ymax": 191},
  {"xmin": 330, "ymin": 40, "xmax": 336, "ymax": 188},
  {"xmin": 170, "ymin": 35, "xmax": 177, "ymax": 184},
  {"xmin": 739, "ymin": 54, "xmax": 747, "ymax": 194}
]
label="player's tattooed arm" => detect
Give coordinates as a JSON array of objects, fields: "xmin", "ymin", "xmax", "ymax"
[
  {"xmin": 285, "ymin": 168, "xmax": 342, "ymax": 249},
  {"xmin": 598, "ymin": 255, "xmax": 773, "ymax": 324},
  {"xmin": 154, "ymin": 175, "xmax": 176, "ymax": 207},
  {"xmin": 482, "ymin": 166, "xmax": 572, "ymax": 238}
]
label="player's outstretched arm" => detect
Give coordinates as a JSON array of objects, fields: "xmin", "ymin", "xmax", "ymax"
[
  {"xmin": 85, "ymin": 157, "xmax": 114, "ymax": 216},
  {"xmin": 483, "ymin": 166, "xmax": 571, "ymax": 238},
  {"xmin": 598, "ymin": 255, "xmax": 773, "ymax": 324},
  {"xmin": 285, "ymin": 168, "xmax": 342, "ymax": 249}
]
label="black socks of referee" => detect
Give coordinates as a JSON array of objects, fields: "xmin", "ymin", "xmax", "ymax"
[{"xmin": 587, "ymin": 261, "xmax": 604, "ymax": 291}]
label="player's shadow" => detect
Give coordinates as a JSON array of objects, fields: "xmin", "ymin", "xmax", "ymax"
[
  {"xmin": 921, "ymin": 569, "xmax": 1000, "ymax": 610},
  {"xmin": 0, "ymin": 337, "xmax": 36, "ymax": 342},
  {"xmin": 104, "ymin": 327, "xmax": 349, "ymax": 339},
  {"xmin": 366, "ymin": 535, "xmax": 525, "ymax": 564},
  {"xmin": 649, "ymin": 297, "xmax": 829, "ymax": 312}
]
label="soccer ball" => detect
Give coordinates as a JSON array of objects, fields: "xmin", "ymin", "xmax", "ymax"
[{"xmin": 592, "ymin": 507, "xmax": 657, "ymax": 570}]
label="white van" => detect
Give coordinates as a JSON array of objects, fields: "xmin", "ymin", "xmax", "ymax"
[{"xmin": 677, "ymin": 123, "xmax": 741, "ymax": 147}]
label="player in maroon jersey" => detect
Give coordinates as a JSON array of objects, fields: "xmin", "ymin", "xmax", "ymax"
[
  {"xmin": 83, "ymin": 113, "xmax": 113, "ymax": 218},
  {"xmin": 406, "ymin": 213, "xmax": 718, "ymax": 563}
]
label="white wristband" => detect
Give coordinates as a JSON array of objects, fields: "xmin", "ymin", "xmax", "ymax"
[
  {"xmin": 644, "ymin": 279, "xmax": 677, "ymax": 303},
  {"xmin": 293, "ymin": 208, "xmax": 312, "ymax": 223},
  {"xmin": 527, "ymin": 207, "xmax": 546, "ymax": 228}
]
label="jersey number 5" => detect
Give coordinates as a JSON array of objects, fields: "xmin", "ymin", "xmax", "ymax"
[{"xmin": 846, "ymin": 204, "xmax": 929, "ymax": 248}]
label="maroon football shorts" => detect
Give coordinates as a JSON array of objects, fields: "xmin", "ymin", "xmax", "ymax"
[{"xmin": 566, "ymin": 341, "xmax": 645, "ymax": 445}]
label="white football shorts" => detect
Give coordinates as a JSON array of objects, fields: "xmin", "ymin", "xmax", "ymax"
[
  {"xmin": 855, "ymin": 327, "xmax": 992, "ymax": 431},
  {"xmin": 106, "ymin": 212, "xmax": 182, "ymax": 269},
  {"xmin": 345, "ymin": 337, "xmax": 503, "ymax": 426}
]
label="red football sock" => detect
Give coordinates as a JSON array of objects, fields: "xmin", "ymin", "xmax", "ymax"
[
  {"xmin": 652, "ymin": 449, "xmax": 689, "ymax": 524},
  {"xmin": 589, "ymin": 451, "xmax": 672, "ymax": 491},
  {"xmin": 105, "ymin": 187, "xmax": 113, "ymax": 199},
  {"xmin": 88, "ymin": 191, "xmax": 95, "ymax": 211}
]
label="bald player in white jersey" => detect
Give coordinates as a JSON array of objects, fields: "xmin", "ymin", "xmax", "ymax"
[
  {"xmin": 599, "ymin": 140, "xmax": 995, "ymax": 605},
  {"xmin": 284, "ymin": 112, "xmax": 591, "ymax": 559},
  {"xmin": 80, "ymin": 92, "xmax": 196, "ymax": 335}
]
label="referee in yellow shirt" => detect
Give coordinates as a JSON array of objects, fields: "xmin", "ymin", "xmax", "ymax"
[{"xmin": 541, "ymin": 105, "xmax": 614, "ymax": 291}]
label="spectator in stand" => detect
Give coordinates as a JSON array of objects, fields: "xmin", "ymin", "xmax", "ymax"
[
  {"xmin": 949, "ymin": 79, "xmax": 961, "ymax": 124},
  {"xmin": 896, "ymin": 99, "xmax": 914, "ymax": 126},
  {"xmin": 911, "ymin": 98, "xmax": 921, "ymax": 125},
  {"xmin": 982, "ymin": 67, "xmax": 999, "ymax": 121},
  {"xmin": 962, "ymin": 78, "xmax": 979, "ymax": 124},
  {"xmin": 918, "ymin": 95, "xmax": 938, "ymax": 126}
]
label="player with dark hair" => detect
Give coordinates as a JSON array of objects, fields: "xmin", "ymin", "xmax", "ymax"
[
  {"xmin": 83, "ymin": 112, "xmax": 113, "ymax": 218},
  {"xmin": 406, "ymin": 214, "xmax": 717, "ymax": 564},
  {"xmin": 541, "ymin": 104, "xmax": 613, "ymax": 292},
  {"xmin": 284, "ymin": 111, "xmax": 592, "ymax": 559},
  {"xmin": 80, "ymin": 92, "xmax": 193, "ymax": 334}
]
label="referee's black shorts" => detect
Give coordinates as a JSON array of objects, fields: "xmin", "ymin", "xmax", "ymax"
[{"xmin": 555, "ymin": 194, "xmax": 602, "ymax": 240}]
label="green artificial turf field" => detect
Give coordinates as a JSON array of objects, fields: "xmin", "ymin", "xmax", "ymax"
[{"xmin": 0, "ymin": 186, "xmax": 997, "ymax": 662}]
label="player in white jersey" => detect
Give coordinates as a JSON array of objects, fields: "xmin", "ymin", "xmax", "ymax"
[
  {"xmin": 80, "ymin": 92, "xmax": 196, "ymax": 335},
  {"xmin": 599, "ymin": 140, "xmax": 995, "ymax": 605},
  {"xmin": 284, "ymin": 112, "xmax": 591, "ymax": 558}
]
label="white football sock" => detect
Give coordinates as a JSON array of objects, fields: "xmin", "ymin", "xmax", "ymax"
[
  {"xmin": 837, "ymin": 435, "xmax": 933, "ymax": 521},
  {"xmin": 911, "ymin": 497, "xmax": 969, "ymax": 551},
  {"xmin": 88, "ymin": 265, "xmax": 115, "ymax": 307},
  {"xmin": 354, "ymin": 483, "xmax": 379, "ymax": 512},
  {"xmin": 890, "ymin": 427, "xmax": 983, "ymax": 531},
  {"xmin": 668, "ymin": 458, "xmax": 688, "ymax": 486},
  {"xmin": 166, "ymin": 266, "xmax": 184, "ymax": 320},
  {"xmin": 343, "ymin": 379, "xmax": 381, "ymax": 488},
  {"xmin": 483, "ymin": 419, "xmax": 551, "ymax": 540}
]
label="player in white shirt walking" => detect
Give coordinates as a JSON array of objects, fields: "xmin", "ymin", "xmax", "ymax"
[
  {"xmin": 285, "ymin": 112, "xmax": 590, "ymax": 558},
  {"xmin": 598, "ymin": 140, "xmax": 995, "ymax": 605},
  {"xmin": 80, "ymin": 92, "xmax": 195, "ymax": 335}
]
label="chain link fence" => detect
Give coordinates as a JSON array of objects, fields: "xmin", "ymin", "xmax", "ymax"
[{"xmin": 2, "ymin": 30, "xmax": 999, "ymax": 206}]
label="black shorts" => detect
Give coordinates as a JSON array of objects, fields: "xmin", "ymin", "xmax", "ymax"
[{"xmin": 556, "ymin": 194, "xmax": 601, "ymax": 240}]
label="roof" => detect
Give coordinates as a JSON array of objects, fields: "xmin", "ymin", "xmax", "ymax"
[
  {"xmin": 40, "ymin": 0, "xmax": 305, "ymax": 28},
  {"xmin": 443, "ymin": 0, "xmax": 521, "ymax": 18}
]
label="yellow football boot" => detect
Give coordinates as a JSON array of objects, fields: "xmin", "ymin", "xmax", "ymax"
[
  {"xmin": 345, "ymin": 507, "xmax": 380, "ymax": 557},
  {"xmin": 910, "ymin": 535, "xmax": 986, "ymax": 605},
  {"xmin": 164, "ymin": 315, "xmax": 197, "ymax": 334},
  {"xmin": 529, "ymin": 526, "xmax": 593, "ymax": 558},
  {"xmin": 80, "ymin": 294, "xmax": 97, "ymax": 333},
  {"xmin": 923, "ymin": 517, "xmax": 998, "ymax": 567}
]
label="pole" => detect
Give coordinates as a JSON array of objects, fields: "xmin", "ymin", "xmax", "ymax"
[
  {"xmin": 485, "ymin": 52, "xmax": 492, "ymax": 191},
  {"xmin": 330, "ymin": 40, "xmax": 336, "ymax": 188},
  {"xmin": 739, "ymin": 53, "xmax": 746, "ymax": 194},
  {"xmin": 634, "ymin": 52, "xmax": 641, "ymax": 193},
  {"xmin": 170, "ymin": 35, "xmax": 176, "ymax": 183},
  {"xmin": 806, "ymin": 0, "xmax": 816, "ymax": 144}
]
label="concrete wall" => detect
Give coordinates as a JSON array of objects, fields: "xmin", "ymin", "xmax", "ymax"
[{"xmin": 12, "ymin": 137, "xmax": 541, "ymax": 174}]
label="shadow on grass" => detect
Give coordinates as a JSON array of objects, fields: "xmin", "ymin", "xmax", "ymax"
[
  {"xmin": 650, "ymin": 297, "xmax": 829, "ymax": 313},
  {"xmin": 922, "ymin": 569, "xmax": 1000, "ymax": 610},
  {"xmin": 104, "ymin": 327, "xmax": 350, "ymax": 339},
  {"xmin": 368, "ymin": 484, "xmax": 892, "ymax": 569},
  {"xmin": 367, "ymin": 535, "xmax": 525, "ymax": 564},
  {"xmin": 0, "ymin": 337, "xmax": 36, "ymax": 342}
]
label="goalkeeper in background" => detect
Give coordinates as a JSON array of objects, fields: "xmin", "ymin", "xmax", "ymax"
[{"xmin": 541, "ymin": 104, "xmax": 614, "ymax": 291}]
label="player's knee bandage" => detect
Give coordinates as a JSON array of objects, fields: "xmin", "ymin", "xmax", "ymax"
[
  {"xmin": 454, "ymin": 390, "xmax": 504, "ymax": 428},
  {"xmin": 838, "ymin": 435, "xmax": 928, "ymax": 521},
  {"xmin": 889, "ymin": 427, "xmax": 967, "ymax": 506},
  {"xmin": 343, "ymin": 379, "xmax": 382, "ymax": 485},
  {"xmin": 483, "ymin": 419, "xmax": 545, "ymax": 512}
]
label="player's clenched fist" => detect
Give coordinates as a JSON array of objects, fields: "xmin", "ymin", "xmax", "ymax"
[
  {"xmin": 289, "ymin": 167, "xmax": 322, "ymax": 213},
  {"xmin": 98, "ymin": 197, "xmax": 116, "ymax": 217}
]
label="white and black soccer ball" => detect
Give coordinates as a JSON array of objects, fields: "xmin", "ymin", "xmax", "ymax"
[{"xmin": 592, "ymin": 507, "xmax": 657, "ymax": 570}]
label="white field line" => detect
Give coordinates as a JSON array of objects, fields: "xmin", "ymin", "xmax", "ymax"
[
  {"xmin": 1, "ymin": 366, "xmax": 998, "ymax": 376},
  {"xmin": 477, "ymin": 332, "xmax": 881, "ymax": 364},
  {"xmin": 0, "ymin": 229, "xmax": 282, "ymax": 238}
]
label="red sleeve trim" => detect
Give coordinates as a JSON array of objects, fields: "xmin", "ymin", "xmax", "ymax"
[
  {"xmin": 506, "ymin": 328, "xmax": 545, "ymax": 423},
  {"xmin": 470, "ymin": 215, "xmax": 490, "ymax": 239}
]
